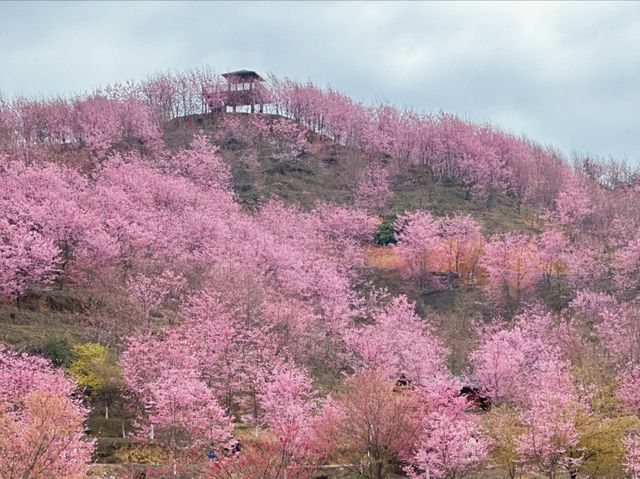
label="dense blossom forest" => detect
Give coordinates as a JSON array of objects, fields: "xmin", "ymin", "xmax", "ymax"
[{"xmin": 3, "ymin": 67, "xmax": 640, "ymax": 479}]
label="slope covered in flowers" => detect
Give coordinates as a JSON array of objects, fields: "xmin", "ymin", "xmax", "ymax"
[{"xmin": 2, "ymin": 68, "xmax": 640, "ymax": 478}]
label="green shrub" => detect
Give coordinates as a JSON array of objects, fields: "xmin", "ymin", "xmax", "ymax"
[
  {"xmin": 374, "ymin": 215, "xmax": 397, "ymax": 246},
  {"xmin": 41, "ymin": 338, "xmax": 73, "ymax": 367}
]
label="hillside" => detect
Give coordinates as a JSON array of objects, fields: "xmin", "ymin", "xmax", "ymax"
[
  {"xmin": 163, "ymin": 112, "xmax": 542, "ymax": 372},
  {"xmin": 2, "ymin": 71, "xmax": 640, "ymax": 479},
  {"xmin": 166, "ymin": 112, "xmax": 538, "ymax": 233},
  {"xmin": 1, "ymin": 111, "xmax": 536, "ymax": 365}
]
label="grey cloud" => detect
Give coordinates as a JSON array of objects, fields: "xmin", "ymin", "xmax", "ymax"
[{"xmin": 0, "ymin": 1, "xmax": 639, "ymax": 162}]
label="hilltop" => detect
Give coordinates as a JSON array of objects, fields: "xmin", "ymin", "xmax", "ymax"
[{"xmin": 165, "ymin": 112, "xmax": 537, "ymax": 232}]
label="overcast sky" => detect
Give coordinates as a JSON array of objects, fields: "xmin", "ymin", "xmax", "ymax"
[{"xmin": 1, "ymin": 1, "xmax": 639, "ymax": 162}]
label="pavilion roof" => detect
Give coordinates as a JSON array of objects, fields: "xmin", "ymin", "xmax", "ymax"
[{"xmin": 222, "ymin": 70, "xmax": 264, "ymax": 82}]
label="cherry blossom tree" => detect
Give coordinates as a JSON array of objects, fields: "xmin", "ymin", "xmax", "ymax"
[
  {"xmin": 439, "ymin": 214, "xmax": 484, "ymax": 284},
  {"xmin": 136, "ymin": 368, "xmax": 232, "ymax": 470},
  {"xmin": 555, "ymin": 174, "xmax": 593, "ymax": 230},
  {"xmin": 623, "ymin": 434, "xmax": 640, "ymax": 479},
  {"xmin": 311, "ymin": 369, "xmax": 421, "ymax": 479},
  {"xmin": 127, "ymin": 270, "xmax": 186, "ymax": 328},
  {"xmin": 208, "ymin": 441, "xmax": 313, "ymax": 479},
  {"xmin": 538, "ymin": 229, "xmax": 570, "ymax": 288},
  {"xmin": 73, "ymin": 95, "xmax": 162, "ymax": 161},
  {"xmin": 171, "ymin": 134, "xmax": 231, "ymax": 190},
  {"xmin": 0, "ymin": 217, "xmax": 60, "ymax": 306},
  {"xmin": 258, "ymin": 364, "xmax": 316, "ymax": 459},
  {"xmin": 406, "ymin": 410, "xmax": 489, "ymax": 479},
  {"xmin": 345, "ymin": 295, "xmax": 448, "ymax": 388},
  {"xmin": 0, "ymin": 348, "xmax": 93, "ymax": 479},
  {"xmin": 480, "ymin": 234, "xmax": 541, "ymax": 311},
  {"xmin": 516, "ymin": 390, "xmax": 586, "ymax": 479},
  {"xmin": 471, "ymin": 310, "xmax": 570, "ymax": 406},
  {"xmin": 0, "ymin": 392, "xmax": 92, "ymax": 479},
  {"xmin": 615, "ymin": 233, "xmax": 640, "ymax": 286},
  {"xmin": 394, "ymin": 211, "xmax": 442, "ymax": 288},
  {"xmin": 355, "ymin": 161, "xmax": 392, "ymax": 213},
  {"xmin": 268, "ymin": 117, "xmax": 310, "ymax": 157},
  {"xmin": 570, "ymin": 293, "xmax": 640, "ymax": 368},
  {"xmin": 618, "ymin": 366, "xmax": 640, "ymax": 415}
]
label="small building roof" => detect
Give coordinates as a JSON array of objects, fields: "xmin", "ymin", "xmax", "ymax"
[{"xmin": 222, "ymin": 70, "xmax": 264, "ymax": 82}]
